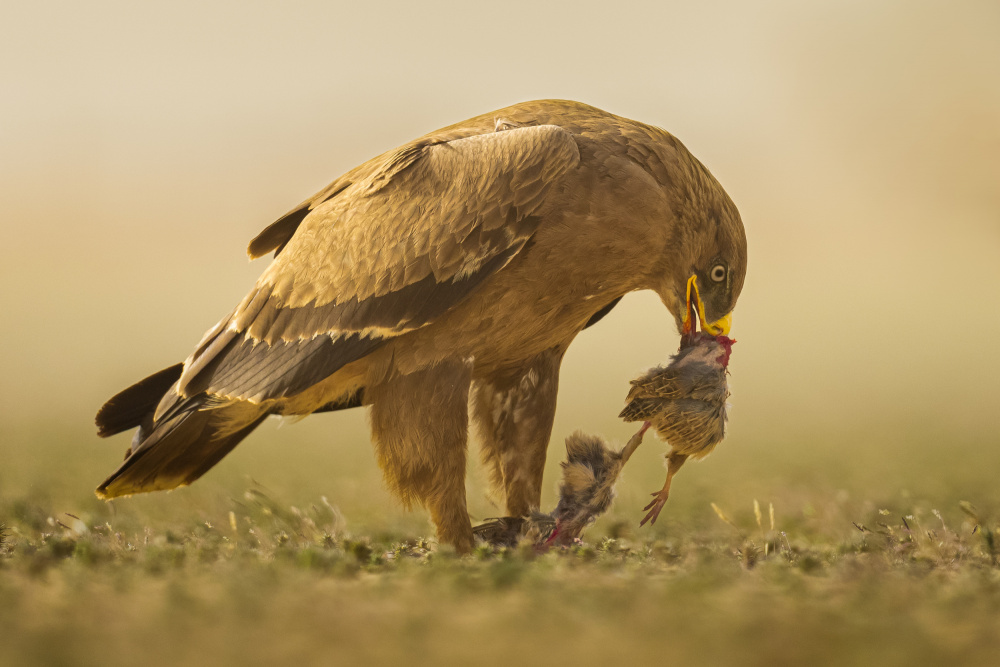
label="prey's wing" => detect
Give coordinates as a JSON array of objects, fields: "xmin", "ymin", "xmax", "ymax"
[{"xmin": 176, "ymin": 124, "xmax": 581, "ymax": 403}]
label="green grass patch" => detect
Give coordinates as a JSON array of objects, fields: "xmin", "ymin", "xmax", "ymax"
[{"xmin": 2, "ymin": 485, "xmax": 999, "ymax": 667}]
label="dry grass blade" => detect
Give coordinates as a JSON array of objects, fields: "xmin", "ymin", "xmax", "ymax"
[
  {"xmin": 710, "ymin": 502, "xmax": 740, "ymax": 530},
  {"xmin": 959, "ymin": 501, "xmax": 980, "ymax": 524}
]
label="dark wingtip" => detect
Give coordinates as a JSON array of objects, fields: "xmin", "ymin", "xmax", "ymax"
[
  {"xmin": 95, "ymin": 363, "xmax": 184, "ymax": 437},
  {"xmin": 96, "ymin": 403, "xmax": 268, "ymax": 500},
  {"xmin": 583, "ymin": 296, "xmax": 623, "ymax": 330}
]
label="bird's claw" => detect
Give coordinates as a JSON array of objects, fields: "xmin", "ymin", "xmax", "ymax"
[{"xmin": 639, "ymin": 490, "xmax": 669, "ymax": 527}]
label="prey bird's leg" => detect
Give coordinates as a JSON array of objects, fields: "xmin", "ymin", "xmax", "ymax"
[
  {"xmin": 619, "ymin": 421, "xmax": 651, "ymax": 463},
  {"xmin": 640, "ymin": 452, "xmax": 689, "ymax": 527}
]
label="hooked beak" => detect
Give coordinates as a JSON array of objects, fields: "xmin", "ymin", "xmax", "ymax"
[{"xmin": 682, "ymin": 275, "xmax": 732, "ymax": 336}]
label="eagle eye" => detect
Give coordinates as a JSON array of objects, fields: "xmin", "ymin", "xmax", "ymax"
[{"xmin": 710, "ymin": 264, "xmax": 727, "ymax": 282}]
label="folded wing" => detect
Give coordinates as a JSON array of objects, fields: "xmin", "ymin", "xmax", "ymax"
[{"xmin": 177, "ymin": 124, "xmax": 581, "ymax": 403}]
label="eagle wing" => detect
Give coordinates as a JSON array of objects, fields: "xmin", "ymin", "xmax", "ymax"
[{"xmin": 176, "ymin": 123, "xmax": 581, "ymax": 403}]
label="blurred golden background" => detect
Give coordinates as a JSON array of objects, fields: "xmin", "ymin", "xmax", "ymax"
[{"xmin": 2, "ymin": 0, "xmax": 998, "ymax": 532}]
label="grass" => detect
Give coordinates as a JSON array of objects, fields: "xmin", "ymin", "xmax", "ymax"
[
  {"xmin": 3, "ymin": 482, "xmax": 1000, "ymax": 667},
  {"xmin": 3, "ymin": 405, "xmax": 999, "ymax": 666}
]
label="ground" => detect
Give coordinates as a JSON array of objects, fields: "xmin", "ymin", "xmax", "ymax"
[{"xmin": 2, "ymin": 423, "xmax": 999, "ymax": 667}]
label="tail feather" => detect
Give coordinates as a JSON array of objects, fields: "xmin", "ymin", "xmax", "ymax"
[{"xmin": 96, "ymin": 394, "xmax": 268, "ymax": 499}]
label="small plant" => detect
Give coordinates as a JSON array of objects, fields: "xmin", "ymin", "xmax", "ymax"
[
  {"xmin": 959, "ymin": 501, "xmax": 999, "ymax": 565},
  {"xmin": 712, "ymin": 499, "xmax": 790, "ymax": 568}
]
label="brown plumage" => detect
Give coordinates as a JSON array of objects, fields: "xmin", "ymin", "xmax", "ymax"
[
  {"xmin": 549, "ymin": 430, "xmax": 644, "ymax": 543},
  {"xmin": 620, "ymin": 327, "xmax": 735, "ymax": 526},
  {"xmin": 473, "ymin": 429, "xmax": 644, "ymax": 548},
  {"xmin": 95, "ymin": 99, "xmax": 748, "ymax": 553}
]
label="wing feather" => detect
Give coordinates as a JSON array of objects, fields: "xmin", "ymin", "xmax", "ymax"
[{"xmin": 178, "ymin": 123, "xmax": 580, "ymax": 401}]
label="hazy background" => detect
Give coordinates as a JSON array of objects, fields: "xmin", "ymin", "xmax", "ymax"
[{"xmin": 2, "ymin": 0, "xmax": 998, "ymax": 532}]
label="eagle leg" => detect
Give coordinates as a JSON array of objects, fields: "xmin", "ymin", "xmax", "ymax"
[
  {"xmin": 368, "ymin": 360, "xmax": 475, "ymax": 553},
  {"xmin": 471, "ymin": 349, "xmax": 563, "ymax": 518}
]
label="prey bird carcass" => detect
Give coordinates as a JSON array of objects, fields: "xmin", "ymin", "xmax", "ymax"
[
  {"xmin": 620, "ymin": 275, "xmax": 736, "ymax": 526},
  {"xmin": 473, "ymin": 429, "xmax": 645, "ymax": 548}
]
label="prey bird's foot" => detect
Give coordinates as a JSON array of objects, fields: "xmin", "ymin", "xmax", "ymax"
[
  {"xmin": 640, "ymin": 453, "xmax": 687, "ymax": 527},
  {"xmin": 640, "ymin": 490, "xmax": 670, "ymax": 527}
]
